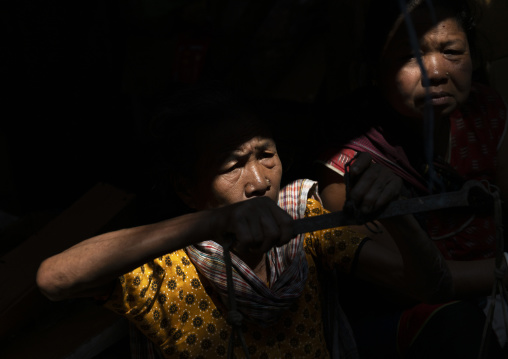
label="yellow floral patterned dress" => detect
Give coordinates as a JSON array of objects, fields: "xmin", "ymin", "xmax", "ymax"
[{"xmin": 104, "ymin": 198, "xmax": 366, "ymax": 358}]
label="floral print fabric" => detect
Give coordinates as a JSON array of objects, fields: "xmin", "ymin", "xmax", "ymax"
[{"xmin": 105, "ymin": 197, "xmax": 366, "ymax": 358}]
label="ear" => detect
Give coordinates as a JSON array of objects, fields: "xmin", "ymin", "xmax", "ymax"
[{"xmin": 173, "ymin": 176, "xmax": 198, "ymax": 209}]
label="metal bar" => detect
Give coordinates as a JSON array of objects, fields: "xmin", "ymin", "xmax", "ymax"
[{"xmin": 292, "ymin": 180, "xmax": 493, "ymax": 236}]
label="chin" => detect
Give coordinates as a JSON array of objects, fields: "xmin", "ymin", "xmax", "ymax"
[
  {"xmin": 433, "ymin": 105, "xmax": 458, "ymax": 120},
  {"xmin": 412, "ymin": 103, "xmax": 457, "ymax": 120}
]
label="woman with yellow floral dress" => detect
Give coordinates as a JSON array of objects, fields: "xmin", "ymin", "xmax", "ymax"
[{"xmin": 36, "ymin": 84, "xmax": 450, "ymax": 358}]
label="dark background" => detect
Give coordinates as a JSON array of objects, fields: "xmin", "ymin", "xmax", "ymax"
[
  {"xmin": 0, "ymin": 0, "xmax": 364, "ymax": 254},
  {"xmin": 1, "ymin": 0, "xmax": 508, "ymax": 256},
  {"xmin": 0, "ymin": 0, "xmax": 508, "ymax": 253}
]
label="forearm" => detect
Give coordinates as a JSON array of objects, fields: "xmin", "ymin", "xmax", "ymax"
[
  {"xmin": 448, "ymin": 259, "xmax": 496, "ymax": 298},
  {"xmin": 380, "ymin": 215, "xmax": 454, "ymax": 303},
  {"xmin": 37, "ymin": 210, "xmax": 218, "ymax": 301}
]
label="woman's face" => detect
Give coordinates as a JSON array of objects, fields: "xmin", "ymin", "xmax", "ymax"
[
  {"xmin": 377, "ymin": 7, "xmax": 473, "ymax": 122},
  {"xmin": 198, "ymin": 136, "xmax": 283, "ymax": 210},
  {"xmin": 188, "ymin": 119, "xmax": 283, "ymax": 210}
]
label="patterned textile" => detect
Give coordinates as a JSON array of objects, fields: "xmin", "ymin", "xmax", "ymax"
[
  {"xmin": 396, "ymin": 301, "xmax": 458, "ymax": 357},
  {"xmin": 129, "ymin": 322, "xmax": 164, "ymax": 359},
  {"xmin": 318, "ymin": 82, "xmax": 507, "ymax": 260},
  {"xmin": 186, "ymin": 179, "xmax": 315, "ymax": 327},
  {"xmin": 104, "ymin": 179, "xmax": 367, "ymax": 358}
]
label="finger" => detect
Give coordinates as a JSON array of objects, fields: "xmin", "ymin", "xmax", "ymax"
[
  {"xmin": 247, "ymin": 211, "xmax": 265, "ymax": 247},
  {"xmin": 372, "ymin": 177, "xmax": 402, "ymax": 211},
  {"xmin": 348, "ymin": 165, "xmax": 379, "ymax": 210},
  {"xmin": 249, "ymin": 203, "xmax": 294, "ymax": 253},
  {"xmin": 262, "ymin": 211, "xmax": 281, "ymax": 251},
  {"xmin": 249, "ymin": 213, "xmax": 280, "ymax": 254},
  {"xmin": 269, "ymin": 206, "xmax": 294, "ymax": 246},
  {"xmin": 348, "ymin": 152, "xmax": 373, "ymax": 179},
  {"xmin": 361, "ymin": 178, "xmax": 393, "ymax": 213},
  {"xmin": 232, "ymin": 216, "xmax": 255, "ymax": 254},
  {"xmin": 351, "ymin": 166, "xmax": 399, "ymax": 213}
]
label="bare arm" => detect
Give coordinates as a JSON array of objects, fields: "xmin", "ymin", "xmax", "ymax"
[
  {"xmin": 355, "ymin": 231, "xmax": 496, "ymax": 303},
  {"xmin": 318, "ymin": 154, "xmax": 501, "ymax": 302},
  {"xmin": 349, "ymin": 213, "xmax": 454, "ymax": 304},
  {"xmin": 36, "ymin": 211, "xmax": 217, "ymax": 301},
  {"xmin": 36, "ymin": 197, "xmax": 294, "ymax": 301},
  {"xmin": 316, "ymin": 164, "xmax": 446, "ymax": 302},
  {"xmin": 318, "ymin": 153, "xmax": 454, "ymax": 303}
]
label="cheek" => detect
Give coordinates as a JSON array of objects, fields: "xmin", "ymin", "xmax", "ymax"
[
  {"xmin": 381, "ymin": 65, "xmax": 421, "ymax": 109},
  {"xmin": 207, "ymin": 177, "xmax": 238, "ymax": 208},
  {"xmin": 192, "ymin": 176, "xmax": 234, "ymax": 210},
  {"xmin": 394, "ymin": 67, "xmax": 420, "ymax": 97}
]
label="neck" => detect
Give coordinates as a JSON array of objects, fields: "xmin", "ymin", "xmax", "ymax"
[{"xmin": 433, "ymin": 117, "xmax": 451, "ymax": 159}]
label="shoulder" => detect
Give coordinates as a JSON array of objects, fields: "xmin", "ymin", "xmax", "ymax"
[
  {"xmin": 455, "ymin": 82, "xmax": 507, "ymax": 143},
  {"xmin": 104, "ymin": 248, "xmax": 202, "ymax": 312},
  {"xmin": 278, "ymin": 179, "xmax": 321, "ymax": 219},
  {"xmin": 316, "ymin": 147, "xmax": 358, "ymax": 177},
  {"xmin": 111, "ymin": 249, "xmax": 190, "ymax": 297},
  {"xmin": 465, "ymin": 82, "xmax": 507, "ymax": 118}
]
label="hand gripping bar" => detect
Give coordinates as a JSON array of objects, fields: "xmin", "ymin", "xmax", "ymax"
[{"xmin": 292, "ymin": 180, "xmax": 493, "ymax": 236}]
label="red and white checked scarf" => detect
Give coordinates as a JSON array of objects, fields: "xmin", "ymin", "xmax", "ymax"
[{"xmin": 186, "ymin": 179, "xmax": 319, "ymax": 327}]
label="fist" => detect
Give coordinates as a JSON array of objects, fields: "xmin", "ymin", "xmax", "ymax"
[
  {"xmin": 345, "ymin": 152, "xmax": 403, "ymax": 216},
  {"xmin": 216, "ymin": 196, "xmax": 294, "ymax": 255}
]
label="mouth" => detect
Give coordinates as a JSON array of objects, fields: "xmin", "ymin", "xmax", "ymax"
[{"xmin": 420, "ymin": 91, "xmax": 454, "ymax": 106}]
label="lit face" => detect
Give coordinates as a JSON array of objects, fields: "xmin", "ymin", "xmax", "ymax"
[
  {"xmin": 377, "ymin": 7, "xmax": 473, "ymax": 122},
  {"xmin": 191, "ymin": 134, "xmax": 283, "ymax": 210}
]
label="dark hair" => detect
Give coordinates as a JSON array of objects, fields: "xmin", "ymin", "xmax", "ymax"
[
  {"xmin": 149, "ymin": 82, "xmax": 271, "ymax": 185},
  {"xmin": 362, "ymin": 0, "xmax": 481, "ymax": 74}
]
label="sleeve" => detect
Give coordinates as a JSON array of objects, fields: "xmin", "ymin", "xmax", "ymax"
[
  {"xmin": 103, "ymin": 259, "xmax": 166, "ymax": 322},
  {"xmin": 315, "ymin": 148, "xmax": 358, "ymax": 177},
  {"xmin": 302, "ymin": 198, "xmax": 369, "ymax": 274}
]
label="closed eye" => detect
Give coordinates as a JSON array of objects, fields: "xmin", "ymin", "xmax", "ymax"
[
  {"xmin": 259, "ymin": 152, "xmax": 277, "ymax": 168},
  {"xmin": 441, "ymin": 40, "xmax": 467, "ymax": 59},
  {"xmin": 443, "ymin": 49, "xmax": 464, "ymax": 58},
  {"xmin": 220, "ymin": 164, "xmax": 238, "ymax": 173},
  {"xmin": 259, "ymin": 151, "xmax": 275, "ymax": 159},
  {"xmin": 219, "ymin": 160, "xmax": 244, "ymax": 174}
]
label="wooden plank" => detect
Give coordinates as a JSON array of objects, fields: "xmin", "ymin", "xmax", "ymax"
[
  {"xmin": 0, "ymin": 182, "xmax": 136, "ymax": 347},
  {"xmin": 0, "ymin": 297, "xmax": 129, "ymax": 359}
]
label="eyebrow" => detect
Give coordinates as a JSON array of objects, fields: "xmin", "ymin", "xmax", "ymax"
[
  {"xmin": 441, "ymin": 39, "xmax": 466, "ymax": 47},
  {"xmin": 226, "ymin": 139, "xmax": 276, "ymax": 160},
  {"xmin": 255, "ymin": 140, "xmax": 276, "ymax": 152}
]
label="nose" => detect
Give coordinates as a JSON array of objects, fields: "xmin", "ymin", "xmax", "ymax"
[
  {"xmin": 423, "ymin": 53, "xmax": 448, "ymax": 85},
  {"xmin": 245, "ymin": 162, "xmax": 270, "ymax": 198}
]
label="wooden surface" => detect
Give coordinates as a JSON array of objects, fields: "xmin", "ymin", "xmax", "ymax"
[{"xmin": 0, "ymin": 182, "xmax": 136, "ymax": 358}]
